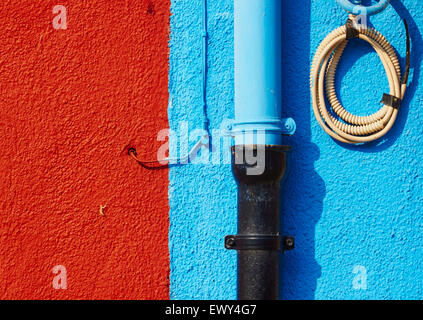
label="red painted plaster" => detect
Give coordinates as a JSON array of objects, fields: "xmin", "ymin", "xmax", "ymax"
[{"xmin": 0, "ymin": 0, "xmax": 170, "ymax": 299}]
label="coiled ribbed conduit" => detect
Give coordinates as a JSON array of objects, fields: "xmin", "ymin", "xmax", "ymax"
[{"xmin": 311, "ymin": 16, "xmax": 410, "ymax": 144}]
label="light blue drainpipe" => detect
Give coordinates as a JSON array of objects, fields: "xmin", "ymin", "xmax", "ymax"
[{"xmin": 232, "ymin": 0, "xmax": 295, "ymax": 146}]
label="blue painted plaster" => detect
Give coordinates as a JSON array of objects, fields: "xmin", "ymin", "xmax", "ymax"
[{"xmin": 169, "ymin": 0, "xmax": 423, "ymax": 300}]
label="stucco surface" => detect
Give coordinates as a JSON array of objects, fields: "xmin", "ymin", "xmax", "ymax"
[
  {"xmin": 169, "ymin": 0, "xmax": 236, "ymax": 300},
  {"xmin": 0, "ymin": 0, "xmax": 170, "ymax": 299},
  {"xmin": 169, "ymin": 0, "xmax": 423, "ymax": 300}
]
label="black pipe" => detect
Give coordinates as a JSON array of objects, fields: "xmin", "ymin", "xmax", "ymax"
[{"xmin": 225, "ymin": 145, "xmax": 290, "ymax": 300}]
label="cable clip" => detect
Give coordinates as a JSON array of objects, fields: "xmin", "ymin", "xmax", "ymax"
[
  {"xmin": 345, "ymin": 18, "xmax": 359, "ymax": 39},
  {"xmin": 382, "ymin": 93, "xmax": 402, "ymax": 109}
]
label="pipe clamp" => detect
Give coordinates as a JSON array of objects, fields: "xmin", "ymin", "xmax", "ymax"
[
  {"xmin": 225, "ymin": 235, "xmax": 281, "ymax": 251},
  {"xmin": 225, "ymin": 235, "xmax": 295, "ymax": 252}
]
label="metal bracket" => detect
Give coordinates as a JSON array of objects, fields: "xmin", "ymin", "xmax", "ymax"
[{"xmin": 225, "ymin": 235, "xmax": 295, "ymax": 252}]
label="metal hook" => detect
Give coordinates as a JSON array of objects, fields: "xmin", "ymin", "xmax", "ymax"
[{"xmin": 335, "ymin": 0, "xmax": 390, "ymax": 17}]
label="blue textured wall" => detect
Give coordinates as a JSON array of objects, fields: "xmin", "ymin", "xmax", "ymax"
[{"xmin": 169, "ymin": 0, "xmax": 423, "ymax": 300}]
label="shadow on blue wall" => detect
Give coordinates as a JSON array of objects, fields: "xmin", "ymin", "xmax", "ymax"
[{"xmin": 280, "ymin": 0, "xmax": 324, "ymax": 300}]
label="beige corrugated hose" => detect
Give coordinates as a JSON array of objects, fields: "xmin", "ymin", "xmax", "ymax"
[{"xmin": 310, "ymin": 15, "xmax": 410, "ymax": 144}]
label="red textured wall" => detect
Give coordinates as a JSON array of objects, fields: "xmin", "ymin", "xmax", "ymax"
[{"xmin": 0, "ymin": 0, "xmax": 170, "ymax": 299}]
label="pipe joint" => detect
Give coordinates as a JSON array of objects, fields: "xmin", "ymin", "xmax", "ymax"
[
  {"xmin": 231, "ymin": 145, "xmax": 290, "ymax": 185},
  {"xmin": 231, "ymin": 118, "xmax": 296, "ymax": 145}
]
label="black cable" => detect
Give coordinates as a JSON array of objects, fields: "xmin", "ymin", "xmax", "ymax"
[{"xmin": 402, "ymin": 19, "xmax": 411, "ymax": 85}]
